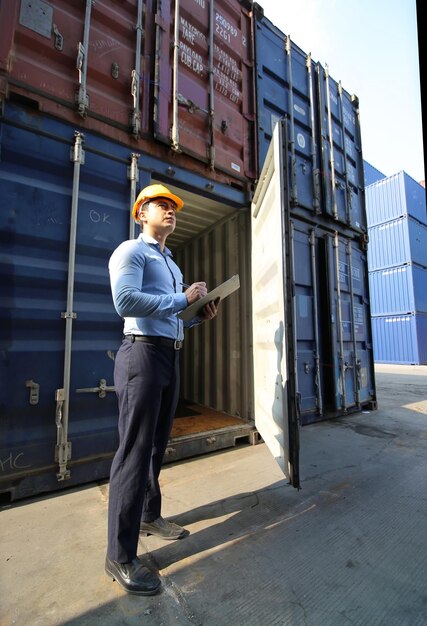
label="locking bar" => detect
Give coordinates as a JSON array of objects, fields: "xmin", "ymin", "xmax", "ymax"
[
  {"xmin": 130, "ymin": 0, "xmax": 143, "ymax": 137},
  {"xmin": 128, "ymin": 152, "xmax": 140, "ymax": 239},
  {"xmin": 54, "ymin": 131, "xmax": 85, "ymax": 482},
  {"xmin": 75, "ymin": 0, "xmax": 93, "ymax": 116},
  {"xmin": 76, "ymin": 379, "xmax": 115, "ymax": 399}
]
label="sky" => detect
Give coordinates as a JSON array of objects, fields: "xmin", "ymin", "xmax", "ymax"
[{"xmin": 256, "ymin": 0, "xmax": 425, "ymax": 184}]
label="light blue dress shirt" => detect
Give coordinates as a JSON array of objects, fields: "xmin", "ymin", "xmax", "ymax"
[{"xmin": 109, "ymin": 233, "xmax": 195, "ymax": 340}]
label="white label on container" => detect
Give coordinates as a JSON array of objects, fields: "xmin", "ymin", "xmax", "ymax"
[
  {"xmin": 297, "ymin": 133, "xmax": 306, "ymax": 149},
  {"xmin": 180, "ymin": 17, "xmax": 206, "ymax": 45},
  {"xmin": 180, "ymin": 42, "xmax": 204, "ymax": 75},
  {"xmin": 215, "ymin": 12, "xmax": 238, "ymax": 44},
  {"xmin": 231, "ymin": 163, "xmax": 241, "ymax": 172},
  {"xmin": 294, "ymin": 104, "xmax": 306, "ymax": 116},
  {"xmin": 213, "ymin": 45, "xmax": 242, "ymax": 104}
]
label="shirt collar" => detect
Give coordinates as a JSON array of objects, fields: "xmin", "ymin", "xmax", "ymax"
[{"xmin": 139, "ymin": 232, "xmax": 172, "ymax": 256}]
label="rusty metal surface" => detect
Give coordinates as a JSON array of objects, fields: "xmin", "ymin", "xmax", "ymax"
[
  {"xmin": 0, "ymin": 0, "xmax": 256, "ymax": 186},
  {"xmin": 155, "ymin": 0, "xmax": 256, "ymax": 180}
]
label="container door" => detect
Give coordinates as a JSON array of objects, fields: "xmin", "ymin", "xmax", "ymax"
[
  {"xmin": 154, "ymin": 0, "xmax": 256, "ymax": 180},
  {"xmin": 316, "ymin": 63, "xmax": 365, "ymax": 232},
  {"xmin": 0, "ymin": 103, "xmax": 132, "ymax": 499},
  {"xmin": 251, "ymin": 121, "xmax": 300, "ymax": 488}
]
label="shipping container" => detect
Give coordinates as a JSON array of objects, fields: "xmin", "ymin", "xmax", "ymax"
[
  {"xmin": 363, "ymin": 160, "xmax": 386, "ymax": 187},
  {"xmin": 0, "ymin": 105, "xmax": 376, "ymax": 500},
  {"xmin": 371, "ymin": 313, "xmax": 427, "ymax": 365},
  {"xmin": 253, "ymin": 11, "xmax": 320, "ymax": 215},
  {"xmin": 154, "ymin": 0, "xmax": 257, "ymax": 180},
  {"xmin": 367, "ymin": 216, "xmax": 427, "ymax": 271},
  {"xmin": 0, "ymin": 102, "xmax": 255, "ymax": 500},
  {"xmin": 365, "ymin": 171, "xmax": 427, "ymax": 227},
  {"xmin": 253, "ymin": 9, "xmax": 366, "ymax": 235},
  {"xmin": 0, "ymin": 0, "xmax": 257, "ymax": 187},
  {"xmin": 316, "ymin": 62, "xmax": 366, "ymax": 233},
  {"xmin": 368, "ymin": 263, "xmax": 427, "ymax": 316}
]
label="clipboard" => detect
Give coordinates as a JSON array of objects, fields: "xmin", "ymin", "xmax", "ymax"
[{"xmin": 178, "ymin": 274, "xmax": 240, "ymax": 322}]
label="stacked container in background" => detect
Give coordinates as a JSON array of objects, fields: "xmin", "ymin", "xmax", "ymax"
[
  {"xmin": 365, "ymin": 171, "xmax": 427, "ymax": 364},
  {"xmin": 363, "ymin": 160, "xmax": 386, "ymax": 187}
]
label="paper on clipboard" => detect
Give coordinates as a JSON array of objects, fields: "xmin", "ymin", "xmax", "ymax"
[{"xmin": 178, "ymin": 274, "xmax": 240, "ymax": 322}]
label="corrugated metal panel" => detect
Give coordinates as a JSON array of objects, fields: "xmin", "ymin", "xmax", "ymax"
[
  {"xmin": 371, "ymin": 313, "xmax": 427, "ymax": 365},
  {"xmin": 369, "ymin": 263, "xmax": 427, "ymax": 315},
  {"xmin": 365, "ymin": 171, "xmax": 427, "ymax": 227},
  {"xmin": 0, "ymin": 0, "xmax": 154, "ymax": 134},
  {"xmin": 363, "ymin": 160, "xmax": 386, "ymax": 187},
  {"xmin": 0, "ymin": 107, "xmax": 129, "ymax": 499},
  {"xmin": 250, "ymin": 122, "xmax": 376, "ymax": 427},
  {"xmin": 0, "ymin": 0, "xmax": 255, "ymax": 188},
  {"xmin": 324, "ymin": 231, "xmax": 376, "ymax": 415},
  {"xmin": 316, "ymin": 63, "xmax": 366, "ymax": 232},
  {"xmin": 253, "ymin": 11, "xmax": 366, "ymax": 234},
  {"xmin": 367, "ymin": 216, "xmax": 427, "ymax": 270},
  {"xmin": 288, "ymin": 221, "xmax": 374, "ymax": 423},
  {"xmin": 174, "ymin": 208, "xmax": 253, "ymax": 419},
  {"xmin": 155, "ymin": 0, "xmax": 256, "ymax": 180},
  {"xmin": 253, "ymin": 12, "xmax": 320, "ymax": 215},
  {"xmin": 0, "ymin": 102, "xmax": 252, "ymax": 500}
]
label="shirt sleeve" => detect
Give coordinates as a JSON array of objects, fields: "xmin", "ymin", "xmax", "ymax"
[
  {"xmin": 109, "ymin": 242, "xmax": 188, "ymax": 319},
  {"xmin": 184, "ymin": 316, "xmax": 203, "ymax": 329}
]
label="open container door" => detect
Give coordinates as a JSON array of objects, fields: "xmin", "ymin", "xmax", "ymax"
[{"xmin": 251, "ymin": 120, "xmax": 300, "ymax": 488}]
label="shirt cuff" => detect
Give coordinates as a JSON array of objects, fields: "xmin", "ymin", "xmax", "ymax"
[{"xmin": 174, "ymin": 293, "xmax": 188, "ymax": 312}]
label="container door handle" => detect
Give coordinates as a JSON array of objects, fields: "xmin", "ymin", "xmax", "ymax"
[{"xmin": 76, "ymin": 379, "xmax": 115, "ymax": 399}]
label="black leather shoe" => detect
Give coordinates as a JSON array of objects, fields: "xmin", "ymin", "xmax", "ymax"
[
  {"xmin": 140, "ymin": 516, "xmax": 189, "ymax": 540},
  {"xmin": 105, "ymin": 556, "xmax": 161, "ymax": 595}
]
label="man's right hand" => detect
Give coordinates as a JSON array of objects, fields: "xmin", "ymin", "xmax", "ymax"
[{"xmin": 185, "ymin": 282, "xmax": 207, "ymax": 304}]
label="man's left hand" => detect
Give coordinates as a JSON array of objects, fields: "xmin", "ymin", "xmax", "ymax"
[{"xmin": 199, "ymin": 298, "xmax": 220, "ymax": 321}]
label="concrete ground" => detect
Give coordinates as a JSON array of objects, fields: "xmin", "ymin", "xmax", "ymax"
[{"xmin": 1, "ymin": 364, "xmax": 427, "ymax": 626}]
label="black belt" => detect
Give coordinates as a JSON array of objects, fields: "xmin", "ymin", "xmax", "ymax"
[{"xmin": 124, "ymin": 335, "xmax": 183, "ymax": 350}]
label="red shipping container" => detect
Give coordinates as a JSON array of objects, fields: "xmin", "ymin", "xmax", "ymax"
[
  {"xmin": 154, "ymin": 0, "xmax": 256, "ymax": 180},
  {"xmin": 0, "ymin": 0, "xmax": 256, "ymax": 184}
]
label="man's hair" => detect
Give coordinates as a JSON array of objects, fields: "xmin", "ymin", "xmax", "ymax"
[{"xmin": 138, "ymin": 200, "xmax": 150, "ymax": 231}]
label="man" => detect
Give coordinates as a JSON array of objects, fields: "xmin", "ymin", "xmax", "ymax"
[{"xmin": 105, "ymin": 184, "xmax": 218, "ymax": 595}]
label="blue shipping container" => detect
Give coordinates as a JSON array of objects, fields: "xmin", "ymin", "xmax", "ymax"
[
  {"xmin": 316, "ymin": 63, "xmax": 366, "ymax": 232},
  {"xmin": 368, "ymin": 263, "xmax": 427, "ymax": 316},
  {"xmin": 0, "ymin": 103, "xmax": 251, "ymax": 500},
  {"xmin": 371, "ymin": 313, "xmax": 427, "ymax": 365},
  {"xmin": 290, "ymin": 219, "xmax": 375, "ymax": 424},
  {"xmin": 367, "ymin": 216, "xmax": 427, "ymax": 271},
  {"xmin": 0, "ymin": 108, "xmax": 132, "ymax": 498},
  {"xmin": 253, "ymin": 9, "xmax": 366, "ymax": 233},
  {"xmin": 254, "ymin": 12, "xmax": 320, "ymax": 214},
  {"xmin": 365, "ymin": 171, "xmax": 427, "ymax": 227},
  {"xmin": 363, "ymin": 160, "xmax": 386, "ymax": 187}
]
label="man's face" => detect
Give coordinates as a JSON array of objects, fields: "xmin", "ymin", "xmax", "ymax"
[{"xmin": 139, "ymin": 197, "xmax": 177, "ymax": 234}]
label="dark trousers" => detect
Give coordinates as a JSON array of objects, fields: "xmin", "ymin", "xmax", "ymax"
[{"xmin": 107, "ymin": 338, "xmax": 180, "ymax": 563}]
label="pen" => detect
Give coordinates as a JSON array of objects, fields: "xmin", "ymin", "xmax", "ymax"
[{"xmin": 180, "ymin": 282, "xmax": 191, "ymax": 289}]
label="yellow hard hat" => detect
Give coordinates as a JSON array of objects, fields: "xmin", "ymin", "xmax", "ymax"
[{"xmin": 132, "ymin": 184, "xmax": 184, "ymax": 221}]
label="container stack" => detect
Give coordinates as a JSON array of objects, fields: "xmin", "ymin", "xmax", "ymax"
[
  {"xmin": 0, "ymin": 0, "xmax": 377, "ymax": 500},
  {"xmin": 365, "ymin": 171, "xmax": 427, "ymax": 364},
  {"xmin": 253, "ymin": 10, "xmax": 376, "ymax": 425}
]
